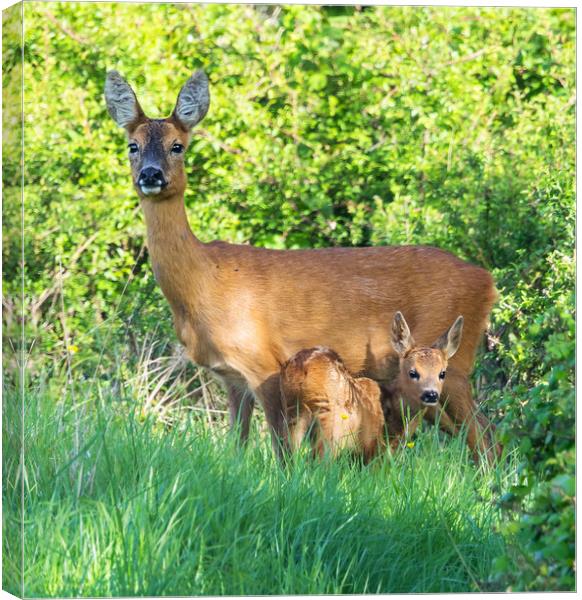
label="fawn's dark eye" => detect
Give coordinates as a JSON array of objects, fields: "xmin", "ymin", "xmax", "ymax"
[
  {"xmin": 171, "ymin": 143, "xmax": 184, "ymax": 154},
  {"xmin": 409, "ymin": 369, "xmax": 420, "ymax": 380},
  {"xmin": 439, "ymin": 370, "xmax": 446, "ymax": 380},
  {"xmin": 128, "ymin": 143, "xmax": 139, "ymax": 154}
]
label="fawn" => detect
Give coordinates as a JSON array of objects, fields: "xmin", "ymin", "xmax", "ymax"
[
  {"xmin": 382, "ymin": 311, "xmax": 470, "ymax": 451},
  {"xmin": 280, "ymin": 347, "xmax": 385, "ymax": 462}
]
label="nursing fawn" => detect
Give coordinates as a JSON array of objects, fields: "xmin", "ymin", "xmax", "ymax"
[{"xmin": 281, "ymin": 347, "xmax": 385, "ymax": 462}]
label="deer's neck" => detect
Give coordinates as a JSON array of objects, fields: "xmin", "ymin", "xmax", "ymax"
[{"xmin": 141, "ymin": 195, "xmax": 210, "ymax": 309}]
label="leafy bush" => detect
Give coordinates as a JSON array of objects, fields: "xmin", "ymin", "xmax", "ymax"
[{"xmin": 486, "ymin": 173, "xmax": 574, "ymax": 590}]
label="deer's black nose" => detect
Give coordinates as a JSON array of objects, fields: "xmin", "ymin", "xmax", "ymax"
[
  {"xmin": 138, "ymin": 167, "xmax": 166, "ymax": 188},
  {"xmin": 421, "ymin": 390, "xmax": 439, "ymax": 405}
]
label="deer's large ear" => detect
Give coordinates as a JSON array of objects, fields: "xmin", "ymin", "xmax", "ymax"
[
  {"xmin": 105, "ymin": 71, "xmax": 145, "ymax": 130},
  {"xmin": 391, "ymin": 311, "xmax": 414, "ymax": 357},
  {"xmin": 432, "ymin": 316, "xmax": 464, "ymax": 359},
  {"xmin": 173, "ymin": 70, "xmax": 210, "ymax": 130}
]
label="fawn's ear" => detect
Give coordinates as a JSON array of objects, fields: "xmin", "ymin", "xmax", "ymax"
[
  {"xmin": 432, "ymin": 315, "xmax": 464, "ymax": 359},
  {"xmin": 172, "ymin": 70, "xmax": 210, "ymax": 130},
  {"xmin": 105, "ymin": 71, "xmax": 146, "ymax": 130},
  {"xmin": 391, "ymin": 311, "xmax": 414, "ymax": 357}
]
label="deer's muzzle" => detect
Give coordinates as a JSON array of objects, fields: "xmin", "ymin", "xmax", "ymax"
[{"xmin": 138, "ymin": 167, "xmax": 167, "ymax": 196}]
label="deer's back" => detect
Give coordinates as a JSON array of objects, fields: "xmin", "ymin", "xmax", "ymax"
[
  {"xmin": 280, "ymin": 347, "xmax": 352, "ymax": 413},
  {"xmin": 205, "ymin": 243, "xmax": 496, "ymax": 379}
]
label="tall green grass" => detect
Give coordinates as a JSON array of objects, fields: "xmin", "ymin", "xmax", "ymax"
[{"xmin": 4, "ymin": 379, "xmax": 519, "ymax": 597}]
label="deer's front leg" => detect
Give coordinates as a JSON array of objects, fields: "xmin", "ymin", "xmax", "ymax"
[
  {"xmin": 288, "ymin": 409, "xmax": 313, "ymax": 453},
  {"xmin": 280, "ymin": 381, "xmax": 312, "ymax": 454},
  {"xmin": 227, "ymin": 383, "xmax": 255, "ymax": 444},
  {"xmin": 254, "ymin": 373, "xmax": 290, "ymax": 460},
  {"xmin": 442, "ymin": 367, "xmax": 499, "ymax": 463},
  {"xmin": 424, "ymin": 403, "xmax": 458, "ymax": 436}
]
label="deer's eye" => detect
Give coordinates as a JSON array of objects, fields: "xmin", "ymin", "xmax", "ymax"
[
  {"xmin": 409, "ymin": 369, "xmax": 420, "ymax": 380},
  {"xmin": 128, "ymin": 143, "xmax": 139, "ymax": 154},
  {"xmin": 171, "ymin": 143, "xmax": 184, "ymax": 154},
  {"xmin": 439, "ymin": 370, "xmax": 446, "ymax": 380}
]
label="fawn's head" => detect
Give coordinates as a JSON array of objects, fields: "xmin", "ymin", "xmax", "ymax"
[
  {"xmin": 104, "ymin": 70, "xmax": 210, "ymax": 200},
  {"xmin": 391, "ymin": 311, "xmax": 464, "ymax": 407}
]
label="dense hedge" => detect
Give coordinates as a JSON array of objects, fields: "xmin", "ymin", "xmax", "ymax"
[{"xmin": 3, "ymin": 4, "xmax": 574, "ymax": 590}]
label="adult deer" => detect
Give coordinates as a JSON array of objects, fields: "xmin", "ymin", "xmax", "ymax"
[{"xmin": 104, "ymin": 70, "xmax": 498, "ymax": 459}]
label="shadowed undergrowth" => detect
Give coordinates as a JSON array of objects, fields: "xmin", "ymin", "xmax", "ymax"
[{"xmin": 3, "ymin": 380, "xmax": 518, "ymax": 597}]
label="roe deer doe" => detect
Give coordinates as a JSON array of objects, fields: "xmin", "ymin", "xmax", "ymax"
[
  {"xmin": 104, "ymin": 70, "xmax": 498, "ymax": 459},
  {"xmin": 281, "ymin": 347, "xmax": 385, "ymax": 462}
]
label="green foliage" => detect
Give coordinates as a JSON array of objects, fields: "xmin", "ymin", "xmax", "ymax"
[
  {"xmin": 485, "ymin": 172, "xmax": 575, "ymax": 591},
  {"xmin": 6, "ymin": 4, "xmax": 575, "ymax": 369},
  {"xmin": 5, "ymin": 382, "xmax": 517, "ymax": 596},
  {"xmin": 2, "ymin": 3, "xmax": 575, "ymax": 593}
]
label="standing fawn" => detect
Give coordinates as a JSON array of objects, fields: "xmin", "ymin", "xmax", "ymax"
[
  {"xmin": 105, "ymin": 70, "xmax": 498, "ymax": 459},
  {"xmin": 281, "ymin": 347, "xmax": 385, "ymax": 462},
  {"xmin": 383, "ymin": 312, "xmax": 493, "ymax": 459}
]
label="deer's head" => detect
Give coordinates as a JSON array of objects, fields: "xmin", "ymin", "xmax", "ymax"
[
  {"xmin": 104, "ymin": 70, "xmax": 209, "ymax": 200},
  {"xmin": 391, "ymin": 312, "xmax": 464, "ymax": 407}
]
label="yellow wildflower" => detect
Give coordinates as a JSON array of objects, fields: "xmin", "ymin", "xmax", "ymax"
[{"xmin": 68, "ymin": 344, "xmax": 79, "ymax": 354}]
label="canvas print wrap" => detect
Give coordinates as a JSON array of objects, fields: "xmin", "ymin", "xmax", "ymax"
[{"xmin": 2, "ymin": 2, "xmax": 575, "ymax": 595}]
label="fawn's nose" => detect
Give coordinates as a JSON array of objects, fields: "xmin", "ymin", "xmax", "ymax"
[
  {"xmin": 421, "ymin": 390, "xmax": 439, "ymax": 405},
  {"xmin": 138, "ymin": 167, "xmax": 166, "ymax": 190}
]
